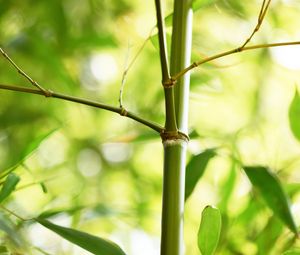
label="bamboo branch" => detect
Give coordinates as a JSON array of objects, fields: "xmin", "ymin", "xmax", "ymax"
[
  {"xmin": 172, "ymin": 41, "xmax": 300, "ymax": 80},
  {"xmin": 154, "ymin": 0, "xmax": 170, "ymax": 82},
  {"xmin": 119, "ymin": 27, "xmax": 155, "ymax": 108},
  {"xmin": 240, "ymin": 0, "xmax": 272, "ymax": 49},
  {"xmin": 0, "ymin": 47, "xmax": 51, "ymax": 96},
  {"xmin": 154, "ymin": 0, "xmax": 177, "ymax": 132},
  {"xmin": 0, "ymin": 84, "xmax": 164, "ymax": 133}
]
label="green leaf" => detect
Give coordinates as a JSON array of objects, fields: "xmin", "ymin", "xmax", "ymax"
[
  {"xmin": 193, "ymin": 0, "xmax": 216, "ymax": 11},
  {"xmin": 283, "ymin": 249, "xmax": 300, "ymax": 255},
  {"xmin": 19, "ymin": 128, "xmax": 59, "ymax": 161},
  {"xmin": 36, "ymin": 218, "xmax": 127, "ymax": 255},
  {"xmin": 289, "ymin": 90, "xmax": 300, "ymax": 141},
  {"xmin": 0, "ymin": 128, "xmax": 59, "ymax": 178},
  {"xmin": 0, "ymin": 212, "xmax": 25, "ymax": 247},
  {"xmin": 243, "ymin": 166, "xmax": 298, "ymax": 235},
  {"xmin": 185, "ymin": 149, "xmax": 215, "ymax": 201},
  {"xmin": 40, "ymin": 182, "xmax": 48, "ymax": 194},
  {"xmin": 218, "ymin": 162, "xmax": 236, "ymax": 211},
  {"xmin": 0, "ymin": 173, "xmax": 20, "ymax": 203},
  {"xmin": 198, "ymin": 206, "xmax": 222, "ymax": 255}
]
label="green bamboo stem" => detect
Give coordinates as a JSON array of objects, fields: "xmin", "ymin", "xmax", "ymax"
[
  {"xmin": 160, "ymin": 1, "xmax": 193, "ymax": 255},
  {"xmin": 170, "ymin": 0, "xmax": 193, "ymax": 134},
  {"xmin": 161, "ymin": 141, "xmax": 187, "ymax": 255}
]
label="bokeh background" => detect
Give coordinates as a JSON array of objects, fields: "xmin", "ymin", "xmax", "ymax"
[{"xmin": 0, "ymin": 0, "xmax": 300, "ymax": 254}]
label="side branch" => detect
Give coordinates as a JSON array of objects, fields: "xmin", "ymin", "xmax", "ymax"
[
  {"xmin": 240, "ymin": 0, "xmax": 272, "ymax": 49},
  {"xmin": 0, "ymin": 48, "xmax": 50, "ymax": 96},
  {"xmin": 154, "ymin": 0, "xmax": 177, "ymax": 132},
  {"xmin": 0, "ymin": 84, "xmax": 163, "ymax": 133},
  {"xmin": 172, "ymin": 41, "xmax": 300, "ymax": 80}
]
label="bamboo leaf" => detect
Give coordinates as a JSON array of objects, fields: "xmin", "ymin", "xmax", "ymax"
[
  {"xmin": 193, "ymin": 0, "xmax": 216, "ymax": 11},
  {"xmin": 283, "ymin": 249, "xmax": 300, "ymax": 255},
  {"xmin": 243, "ymin": 166, "xmax": 298, "ymax": 235},
  {"xmin": 185, "ymin": 149, "xmax": 215, "ymax": 201},
  {"xmin": 289, "ymin": 90, "xmax": 300, "ymax": 141},
  {"xmin": 198, "ymin": 205, "xmax": 222, "ymax": 255},
  {"xmin": 0, "ymin": 173, "xmax": 20, "ymax": 203},
  {"xmin": 1, "ymin": 128, "xmax": 59, "ymax": 178},
  {"xmin": 35, "ymin": 218, "xmax": 127, "ymax": 255}
]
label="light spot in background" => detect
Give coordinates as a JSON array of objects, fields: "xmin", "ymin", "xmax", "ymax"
[
  {"xmin": 101, "ymin": 143, "xmax": 132, "ymax": 164},
  {"xmin": 236, "ymin": 172, "xmax": 252, "ymax": 198},
  {"xmin": 37, "ymin": 133, "xmax": 68, "ymax": 168},
  {"xmin": 129, "ymin": 230, "xmax": 160, "ymax": 255},
  {"xmin": 29, "ymin": 215, "xmax": 71, "ymax": 253},
  {"xmin": 272, "ymin": 46, "xmax": 300, "ymax": 70},
  {"xmin": 77, "ymin": 148, "xmax": 101, "ymax": 177},
  {"xmin": 90, "ymin": 53, "xmax": 118, "ymax": 83},
  {"xmin": 112, "ymin": 229, "xmax": 159, "ymax": 255},
  {"xmin": 291, "ymin": 193, "xmax": 300, "ymax": 225}
]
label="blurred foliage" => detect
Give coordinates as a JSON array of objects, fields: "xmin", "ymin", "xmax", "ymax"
[{"xmin": 0, "ymin": 0, "xmax": 300, "ymax": 254}]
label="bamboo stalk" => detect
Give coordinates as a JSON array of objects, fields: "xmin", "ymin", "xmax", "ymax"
[{"xmin": 160, "ymin": 1, "xmax": 193, "ymax": 255}]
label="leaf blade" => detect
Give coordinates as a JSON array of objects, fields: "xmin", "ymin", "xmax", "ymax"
[
  {"xmin": 243, "ymin": 166, "xmax": 298, "ymax": 235},
  {"xmin": 185, "ymin": 149, "xmax": 215, "ymax": 201},
  {"xmin": 0, "ymin": 173, "xmax": 20, "ymax": 203},
  {"xmin": 289, "ymin": 90, "xmax": 300, "ymax": 141},
  {"xmin": 198, "ymin": 205, "xmax": 222, "ymax": 255},
  {"xmin": 35, "ymin": 218, "xmax": 127, "ymax": 255}
]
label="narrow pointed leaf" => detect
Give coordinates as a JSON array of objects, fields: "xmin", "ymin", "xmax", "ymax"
[
  {"xmin": 1, "ymin": 128, "xmax": 59, "ymax": 178},
  {"xmin": 0, "ymin": 173, "xmax": 20, "ymax": 203},
  {"xmin": 185, "ymin": 149, "xmax": 215, "ymax": 200},
  {"xmin": 36, "ymin": 218, "xmax": 127, "ymax": 255},
  {"xmin": 243, "ymin": 166, "xmax": 298, "ymax": 235},
  {"xmin": 283, "ymin": 249, "xmax": 300, "ymax": 255},
  {"xmin": 198, "ymin": 206, "xmax": 222, "ymax": 255},
  {"xmin": 289, "ymin": 90, "xmax": 300, "ymax": 141}
]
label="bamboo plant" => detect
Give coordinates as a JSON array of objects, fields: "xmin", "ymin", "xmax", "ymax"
[{"xmin": 0, "ymin": 0, "xmax": 300, "ymax": 254}]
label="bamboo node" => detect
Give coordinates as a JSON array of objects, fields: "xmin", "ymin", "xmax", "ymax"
[
  {"xmin": 162, "ymin": 78, "xmax": 176, "ymax": 88},
  {"xmin": 120, "ymin": 107, "xmax": 128, "ymax": 116},
  {"xmin": 44, "ymin": 89, "xmax": 53, "ymax": 97},
  {"xmin": 160, "ymin": 129, "xmax": 189, "ymax": 143}
]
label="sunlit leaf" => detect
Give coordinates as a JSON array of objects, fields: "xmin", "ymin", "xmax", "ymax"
[
  {"xmin": 185, "ymin": 149, "xmax": 216, "ymax": 200},
  {"xmin": 0, "ymin": 212, "xmax": 24, "ymax": 247},
  {"xmin": 289, "ymin": 90, "xmax": 300, "ymax": 141},
  {"xmin": 0, "ymin": 173, "xmax": 20, "ymax": 203},
  {"xmin": 0, "ymin": 128, "xmax": 59, "ymax": 178},
  {"xmin": 283, "ymin": 249, "xmax": 300, "ymax": 255},
  {"xmin": 218, "ymin": 162, "xmax": 236, "ymax": 211},
  {"xmin": 256, "ymin": 216, "xmax": 283, "ymax": 254},
  {"xmin": 243, "ymin": 166, "xmax": 298, "ymax": 235},
  {"xmin": 198, "ymin": 205, "xmax": 222, "ymax": 255},
  {"xmin": 40, "ymin": 182, "xmax": 48, "ymax": 194},
  {"xmin": 36, "ymin": 218, "xmax": 127, "ymax": 255},
  {"xmin": 193, "ymin": 0, "xmax": 216, "ymax": 11}
]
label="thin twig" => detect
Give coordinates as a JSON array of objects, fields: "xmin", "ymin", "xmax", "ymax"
[
  {"xmin": 0, "ymin": 205, "xmax": 29, "ymax": 221},
  {"xmin": 0, "ymin": 48, "xmax": 51, "ymax": 96},
  {"xmin": 0, "ymin": 83, "xmax": 164, "ymax": 133},
  {"xmin": 172, "ymin": 41, "xmax": 300, "ymax": 80},
  {"xmin": 119, "ymin": 41, "xmax": 131, "ymax": 108},
  {"xmin": 240, "ymin": 0, "xmax": 272, "ymax": 49},
  {"xmin": 119, "ymin": 27, "xmax": 156, "ymax": 108}
]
